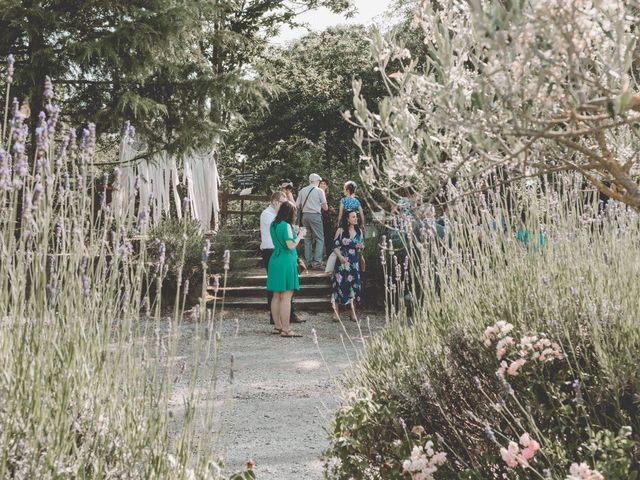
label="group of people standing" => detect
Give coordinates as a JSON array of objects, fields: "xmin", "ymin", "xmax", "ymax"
[{"xmin": 260, "ymin": 173, "xmax": 366, "ymax": 337}]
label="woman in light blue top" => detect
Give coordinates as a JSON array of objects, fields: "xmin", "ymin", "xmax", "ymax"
[{"xmin": 337, "ymin": 181, "xmax": 365, "ymax": 228}]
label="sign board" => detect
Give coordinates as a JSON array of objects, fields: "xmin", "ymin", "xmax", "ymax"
[{"xmin": 234, "ymin": 172, "xmax": 256, "ymax": 189}]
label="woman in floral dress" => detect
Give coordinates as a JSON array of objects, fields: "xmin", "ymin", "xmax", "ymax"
[
  {"xmin": 331, "ymin": 210, "xmax": 364, "ymax": 322},
  {"xmin": 336, "ymin": 181, "xmax": 365, "ymax": 228}
]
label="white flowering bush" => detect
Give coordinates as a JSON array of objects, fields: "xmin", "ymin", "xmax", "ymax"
[
  {"xmin": 0, "ymin": 61, "xmax": 250, "ymax": 478},
  {"xmin": 350, "ymin": 0, "xmax": 640, "ymax": 211},
  {"xmin": 325, "ymin": 180, "xmax": 639, "ymax": 478},
  {"xmin": 402, "ymin": 442, "xmax": 447, "ymax": 480}
]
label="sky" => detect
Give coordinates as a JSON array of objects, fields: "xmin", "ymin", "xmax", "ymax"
[{"xmin": 273, "ymin": 0, "xmax": 395, "ymax": 45}]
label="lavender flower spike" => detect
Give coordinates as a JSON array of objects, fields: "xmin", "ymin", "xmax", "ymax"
[
  {"xmin": 7, "ymin": 54, "xmax": 14, "ymax": 84},
  {"xmin": 43, "ymin": 76, "xmax": 54, "ymax": 100},
  {"xmin": 223, "ymin": 250, "xmax": 231, "ymax": 271},
  {"xmin": 202, "ymin": 239, "xmax": 211, "ymax": 264}
]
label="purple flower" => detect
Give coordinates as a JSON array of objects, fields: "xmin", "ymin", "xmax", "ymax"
[
  {"xmin": 347, "ymin": 275, "xmax": 353, "ymax": 282},
  {"xmin": 223, "ymin": 250, "xmax": 231, "ymax": 271},
  {"xmin": 79, "ymin": 123, "xmax": 96, "ymax": 163},
  {"xmin": 123, "ymin": 120, "xmax": 135, "ymax": 138},
  {"xmin": 81, "ymin": 275, "xmax": 91, "ymax": 296},
  {"xmin": 32, "ymin": 183, "xmax": 43, "ymax": 204},
  {"xmin": 202, "ymin": 239, "xmax": 211, "ymax": 264},
  {"xmin": 136, "ymin": 207, "xmax": 148, "ymax": 230},
  {"xmin": 55, "ymin": 131, "xmax": 71, "ymax": 166},
  {"xmin": 118, "ymin": 238, "xmax": 133, "ymax": 259},
  {"xmin": 0, "ymin": 149, "xmax": 10, "ymax": 191},
  {"xmin": 43, "ymin": 76, "xmax": 54, "ymax": 100},
  {"xmin": 342, "ymin": 238, "xmax": 350, "ymax": 246},
  {"xmin": 212, "ymin": 274, "xmax": 220, "ymax": 294},
  {"xmin": 158, "ymin": 242, "xmax": 166, "ymax": 265},
  {"xmin": 348, "ymin": 249, "xmax": 355, "ymax": 255},
  {"xmin": 47, "ymin": 104, "xmax": 60, "ymax": 135},
  {"xmin": 7, "ymin": 54, "xmax": 14, "ymax": 84},
  {"xmin": 35, "ymin": 111, "xmax": 49, "ymax": 157}
]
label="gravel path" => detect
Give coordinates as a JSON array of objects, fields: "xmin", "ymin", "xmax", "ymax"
[{"xmin": 169, "ymin": 308, "xmax": 385, "ymax": 479}]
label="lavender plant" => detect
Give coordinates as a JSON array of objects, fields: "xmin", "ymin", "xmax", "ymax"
[
  {"xmin": 325, "ymin": 178, "xmax": 640, "ymax": 479},
  {"xmin": 0, "ymin": 64, "xmax": 246, "ymax": 478}
]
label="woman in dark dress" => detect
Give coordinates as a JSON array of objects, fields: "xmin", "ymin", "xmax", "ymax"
[{"xmin": 331, "ymin": 210, "xmax": 364, "ymax": 322}]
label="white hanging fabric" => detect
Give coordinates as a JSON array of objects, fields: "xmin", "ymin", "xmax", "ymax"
[
  {"xmin": 112, "ymin": 137, "xmax": 220, "ymax": 232},
  {"xmin": 183, "ymin": 148, "xmax": 220, "ymax": 231}
]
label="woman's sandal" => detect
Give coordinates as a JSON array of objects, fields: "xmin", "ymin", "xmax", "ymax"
[
  {"xmin": 280, "ymin": 330, "xmax": 303, "ymax": 338},
  {"xmin": 271, "ymin": 328, "xmax": 282, "ymax": 335}
]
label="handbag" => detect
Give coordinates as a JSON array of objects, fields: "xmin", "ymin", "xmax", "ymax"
[
  {"xmin": 325, "ymin": 252, "xmax": 337, "ymax": 273},
  {"xmin": 297, "ymin": 257, "xmax": 307, "ymax": 274}
]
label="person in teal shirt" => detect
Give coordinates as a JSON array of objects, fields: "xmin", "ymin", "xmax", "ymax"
[
  {"xmin": 516, "ymin": 211, "xmax": 545, "ymax": 250},
  {"xmin": 266, "ymin": 201, "xmax": 306, "ymax": 337}
]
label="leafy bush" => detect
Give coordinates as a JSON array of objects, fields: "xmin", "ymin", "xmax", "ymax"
[
  {"xmin": 325, "ymin": 181, "xmax": 640, "ymax": 479},
  {"xmin": 361, "ymin": 227, "xmax": 385, "ymax": 306},
  {"xmin": 149, "ymin": 217, "xmax": 206, "ymax": 296}
]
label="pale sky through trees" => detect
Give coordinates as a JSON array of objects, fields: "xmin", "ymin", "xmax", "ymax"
[{"xmin": 274, "ymin": 0, "xmax": 394, "ymax": 44}]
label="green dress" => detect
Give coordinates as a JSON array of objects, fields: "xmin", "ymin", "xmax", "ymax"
[{"xmin": 266, "ymin": 221, "xmax": 300, "ymax": 292}]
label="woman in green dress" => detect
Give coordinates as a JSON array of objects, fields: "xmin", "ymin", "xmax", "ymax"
[{"xmin": 267, "ymin": 201, "xmax": 306, "ymax": 337}]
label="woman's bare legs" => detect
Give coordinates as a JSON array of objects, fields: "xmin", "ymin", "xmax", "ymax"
[
  {"xmin": 279, "ymin": 290, "xmax": 293, "ymax": 333},
  {"xmin": 349, "ymin": 301, "xmax": 358, "ymax": 322},
  {"xmin": 271, "ymin": 292, "xmax": 282, "ymax": 330},
  {"xmin": 332, "ymin": 302, "xmax": 341, "ymax": 322}
]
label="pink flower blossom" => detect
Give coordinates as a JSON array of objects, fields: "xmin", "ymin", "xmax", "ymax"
[
  {"xmin": 567, "ymin": 462, "xmax": 604, "ymax": 480},
  {"xmin": 495, "ymin": 336, "xmax": 515, "ymax": 359},
  {"xmin": 507, "ymin": 358, "xmax": 526, "ymax": 376},
  {"xmin": 500, "ymin": 433, "xmax": 540, "ymax": 469},
  {"xmin": 500, "ymin": 442, "xmax": 519, "ymax": 468}
]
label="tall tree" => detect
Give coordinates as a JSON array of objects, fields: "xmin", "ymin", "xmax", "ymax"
[
  {"xmin": 0, "ymin": 0, "xmax": 353, "ymax": 155},
  {"xmin": 350, "ymin": 0, "xmax": 640, "ymax": 210},
  {"xmin": 226, "ymin": 24, "xmax": 386, "ymax": 192}
]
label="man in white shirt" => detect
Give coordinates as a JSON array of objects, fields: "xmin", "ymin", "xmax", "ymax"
[
  {"xmin": 260, "ymin": 191, "xmax": 303, "ymax": 324},
  {"xmin": 296, "ymin": 173, "xmax": 328, "ymax": 268}
]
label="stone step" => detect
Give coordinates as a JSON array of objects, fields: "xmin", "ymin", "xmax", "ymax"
[
  {"xmin": 208, "ymin": 284, "xmax": 331, "ymax": 298},
  {"xmin": 234, "ymin": 256, "xmax": 264, "ymax": 269},
  {"xmin": 206, "ymin": 295, "xmax": 330, "ymax": 310},
  {"xmin": 226, "ymin": 270, "xmax": 331, "ymax": 287}
]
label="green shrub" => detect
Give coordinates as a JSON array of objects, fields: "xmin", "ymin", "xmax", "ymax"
[
  {"xmin": 149, "ymin": 217, "xmax": 206, "ymax": 296},
  {"xmin": 325, "ymin": 181, "xmax": 640, "ymax": 479}
]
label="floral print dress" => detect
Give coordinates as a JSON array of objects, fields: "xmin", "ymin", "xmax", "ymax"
[{"xmin": 331, "ymin": 229, "xmax": 364, "ymax": 306}]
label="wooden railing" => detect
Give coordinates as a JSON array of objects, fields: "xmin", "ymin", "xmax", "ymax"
[{"xmin": 220, "ymin": 192, "xmax": 270, "ymax": 226}]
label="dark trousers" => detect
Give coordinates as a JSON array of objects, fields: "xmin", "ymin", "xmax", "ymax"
[
  {"xmin": 262, "ymin": 248, "xmax": 296, "ymax": 324},
  {"xmin": 322, "ymin": 218, "xmax": 334, "ymax": 255}
]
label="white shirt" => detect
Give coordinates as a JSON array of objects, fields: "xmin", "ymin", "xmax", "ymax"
[{"xmin": 260, "ymin": 205, "xmax": 277, "ymax": 250}]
